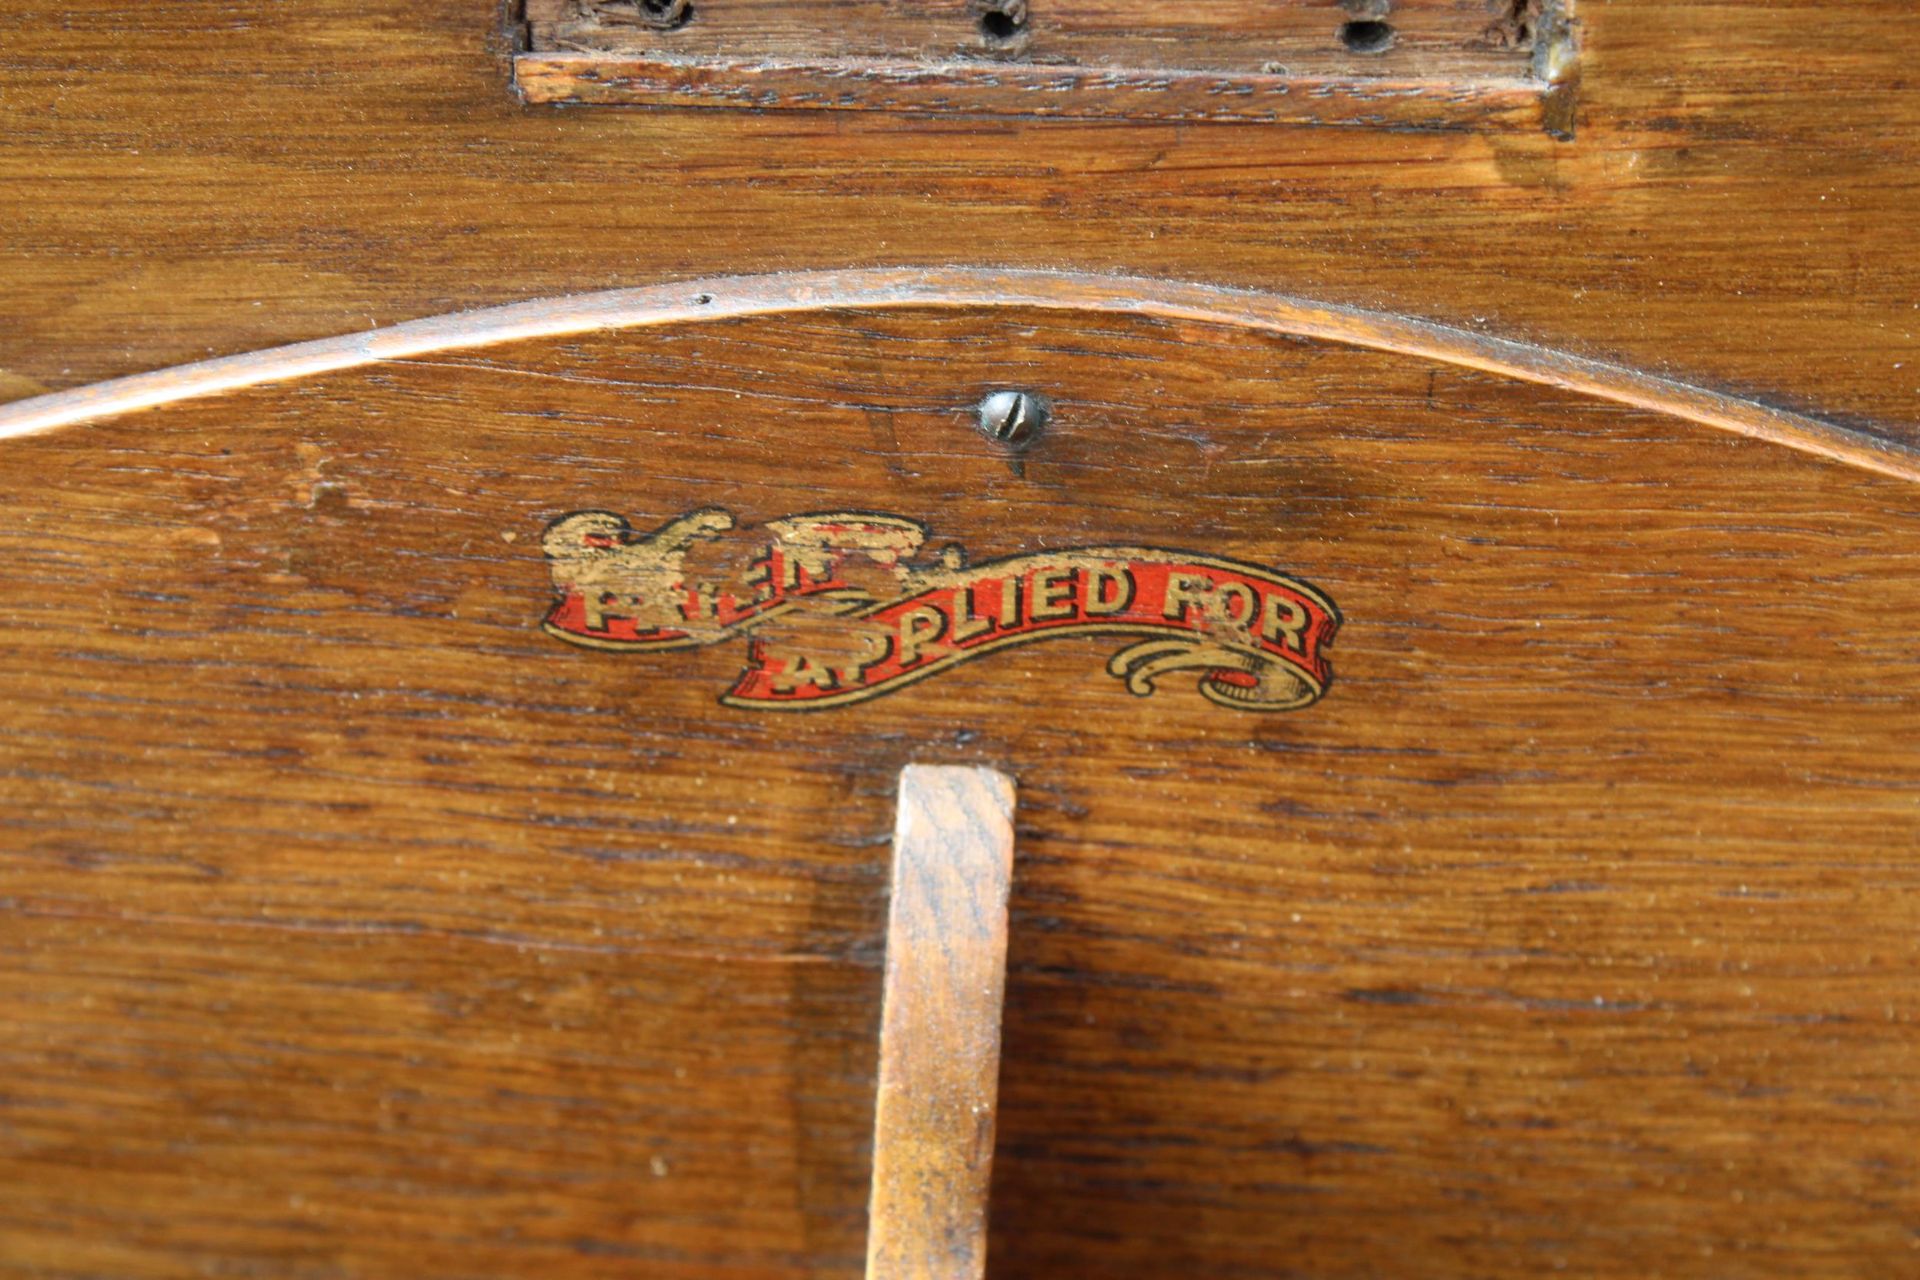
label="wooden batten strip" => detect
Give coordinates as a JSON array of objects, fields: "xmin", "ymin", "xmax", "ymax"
[
  {"xmin": 0, "ymin": 268, "xmax": 1914, "ymax": 484},
  {"xmin": 513, "ymin": 55, "xmax": 1544, "ymax": 131},
  {"xmin": 866, "ymin": 765, "xmax": 1017, "ymax": 1280}
]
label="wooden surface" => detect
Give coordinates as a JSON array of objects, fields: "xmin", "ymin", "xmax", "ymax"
[
  {"xmin": 511, "ymin": 0, "xmax": 1560, "ymax": 128},
  {"xmin": 516, "ymin": 0, "xmax": 1537, "ymax": 77},
  {"xmin": 865, "ymin": 766, "xmax": 1015, "ymax": 1280},
  {"xmin": 511, "ymin": 57, "xmax": 1553, "ymax": 131},
  {"xmin": 2, "ymin": 0, "xmax": 1918, "ymax": 446},
  {"xmin": 1, "ymin": 295, "xmax": 1916, "ymax": 1276},
  {"xmin": 4, "ymin": 269, "xmax": 1911, "ymax": 481},
  {"xmin": 6, "ymin": 0, "xmax": 1920, "ymax": 1274}
]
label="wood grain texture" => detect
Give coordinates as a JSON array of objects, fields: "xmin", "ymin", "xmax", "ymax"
[
  {"xmin": 512, "ymin": 0, "xmax": 1561, "ymax": 128},
  {"xmin": 2, "ymin": 0, "xmax": 1919, "ymax": 446},
  {"xmin": 1, "ymin": 300, "xmax": 1916, "ymax": 1277},
  {"xmin": 511, "ymin": 57, "xmax": 1551, "ymax": 131},
  {"xmin": 517, "ymin": 0, "xmax": 1538, "ymax": 78},
  {"xmin": 3, "ymin": 269, "xmax": 1913, "ymax": 482},
  {"xmin": 866, "ymin": 766, "xmax": 1015, "ymax": 1280}
]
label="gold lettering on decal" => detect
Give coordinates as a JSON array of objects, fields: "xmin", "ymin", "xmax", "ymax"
[
  {"xmin": 1163, "ymin": 573, "xmax": 1212, "ymax": 622},
  {"xmin": 1218, "ymin": 581, "xmax": 1257, "ymax": 627},
  {"xmin": 1032, "ymin": 567, "xmax": 1077, "ymax": 621},
  {"xmin": 842, "ymin": 626, "xmax": 892, "ymax": 685},
  {"xmin": 686, "ymin": 581, "xmax": 721, "ymax": 627},
  {"xmin": 770, "ymin": 652, "xmax": 840, "ymax": 694},
  {"xmin": 546, "ymin": 507, "xmax": 1339, "ymax": 715},
  {"xmin": 897, "ymin": 605, "xmax": 950, "ymax": 667},
  {"xmin": 1261, "ymin": 592, "xmax": 1308, "ymax": 652},
  {"xmin": 744, "ymin": 551, "xmax": 776, "ymax": 603},
  {"xmin": 997, "ymin": 575, "xmax": 1024, "ymax": 629},
  {"xmin": 585, "ymin": 592, "xmax": 628, "ymax": 634},
  {"xmin": 1086, "ymin": 566, "xmax": 1134, "ymax": 616},
  {"xmin": 953, "ymin": 585, "xmax": 994, "ymax": 644}
]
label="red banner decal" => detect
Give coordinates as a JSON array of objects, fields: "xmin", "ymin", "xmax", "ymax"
[{"xmin": 541, "ymin": 508, "xmax": 1338, "ymax": 713}]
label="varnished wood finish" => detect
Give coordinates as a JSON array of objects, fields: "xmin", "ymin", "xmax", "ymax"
[
  {"xmin": 866, "ymin": 766, "xmax": 1015, "ymax": 1280},
  {"xmin": 511, "ymin": 0, "xmax": 1564, "ymax": 130},
  {"xmin": 512, "ymin": 57, "xmax": 1552, "ymax": 132},
  {"xmin": 3, "ymin": 2, "xmax": 1920, "ymax": 445},
  {"xmin": 2, "ymin": 297, "xmax": 1916, "ymax": 1276},
  {"xmin": 7, "ymin": 0, "xmax": 1920, "ymax": 1275},
  {"xmin": 517, "ymin": 0, "xmax": 1539, "ymax": 78},
  {"xmin": 3, "ymin": 269, "xmax": 1913, "ymax": 481}
]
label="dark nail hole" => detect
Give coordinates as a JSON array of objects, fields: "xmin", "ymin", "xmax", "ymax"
[
  {"xmin": 1339, "ymin": 20, "xmax": 1395, "ymax": 53},
  {"xmin": 692, "ymin": 293, "xmax": 713, "ymax": 305},
  {"xmin": 980, "ymin": 9, "xmax": 1024, "ymax": 41},
  {"xmin": 639, "ymin": 0, "xmax": 693, "ymax": 31}
]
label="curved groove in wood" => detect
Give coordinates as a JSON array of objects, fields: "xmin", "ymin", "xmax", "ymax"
[{"xmin": 2, "ymin": 267, "xmax": 1915, "ymax": 483}]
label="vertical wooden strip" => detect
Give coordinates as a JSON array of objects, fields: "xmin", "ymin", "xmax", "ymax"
[{"xmin": 865, "ymin": 765, "xmax": 1017, "ymax": 1280}]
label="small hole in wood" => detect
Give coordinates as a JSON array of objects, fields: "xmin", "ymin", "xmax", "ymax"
[
  {"xmin": 638, "ymin": 0, "xmax": 693, "ymax": 31},
  {"xmin": 979, "ymin": 8, "xmax": 1025, "ymax": 41},
  {"xmin": 1339, "ymin": 20, "xmax": 1395, "ymax": 53}
]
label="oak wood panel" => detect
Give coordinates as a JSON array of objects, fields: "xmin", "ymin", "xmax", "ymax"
[
  {"xmin": 5, "ymin": 270, "xmax": 1909, "ymax": 481},
  {"xmin": 519, "ymin": 0, "xmax": 1531, "ymax": 76},
  {"xmin": 2, "ymin": 302, "xmax": 1916, "ymax": 1277},
  {"xmin": 511, "ymin": 57, "xmax": 1551, "ymax": 131},
  {"xmin": 3, "ymin": 0, "xmax": 1919, "ymax": 445},
  {"xmin": 866, "ymin": 765, "xmax": 1015, "ymax": 1280},
  {"xmin": 513, "ymin": 0, "xmax": 1557, "ymax": 128},
  {"xmin": 1, "ymin": 919, "xmax": 877, "ymax": 1277}
]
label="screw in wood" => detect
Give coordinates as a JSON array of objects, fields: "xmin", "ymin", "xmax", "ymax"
[{"xmin": 976, "ymin": 390, "xmax": 1049, "ymax": 449}]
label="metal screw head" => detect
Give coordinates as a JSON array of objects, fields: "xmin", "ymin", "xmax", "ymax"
[{"xmin": 977, "ymin": 390, "xmax": 1049, "ymax": 449}]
